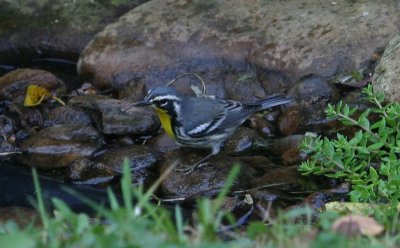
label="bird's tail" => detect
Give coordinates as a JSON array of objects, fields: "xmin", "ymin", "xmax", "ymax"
[{"xmin": 258, "ymin": 94, "xmax": 294, "ymax": 109}]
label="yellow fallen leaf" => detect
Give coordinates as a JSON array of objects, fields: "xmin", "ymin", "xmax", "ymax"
[
  {"xmin": 24, "ymin": 85, "xmax": 51, "ymax": 107},
  {"xmin": 332, "ymin": 215, "xmax": 384, "ymax": 237},
  {"xmin": 24, "ymin": 85, "xmax": 65, "ymax": 107}
]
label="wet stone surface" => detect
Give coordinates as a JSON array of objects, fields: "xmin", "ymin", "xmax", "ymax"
[
  {"xmin": 373, "ymin": 34, "xmax": 400, "ymax": 102},
  {"xmin": 79, "ymin": 0, "xmax": 398, "ymax": 97},
  {"xmin": 18, "ymin": 124, "xmax": 104, "ymax": 169},
  {"xmin": 0, "ymin": 0, "xmax": 149, "ymax": 65},
  {"xmin": 69, "ymin": 96, "xmax": 160, "ymax": 136},
  {"xmin": 224, "ymin": 127, "xmax": 270, "ymax": 156},
  {"xmin": 279, "ymin": 75, "xmax": 341, "ymax": 135},
  {"xmin": 160, "ymin": 150, "xmax": 255, "ymax": 199},
  {"xmin": 271, "ymin": 135, "xmax": 308, "ymax": 166},
  {"xmin": 0, "ymin": 207, "xmax": 41, "ymax": 228},
  {"xmin": 253, "ymin": 166, "xmax": 314, "ymax": 193},
  {"xmin": 247, "ymin": 114, "xmax": 279, "ymax": 138},
  {"xmin": 66, "ymin": 158, "xmax": 115, "ymax": 185},
  {"xmin": 43, "ymin": 105, "xmax": 93, "ymax": 127},
  {"xmin": 288, "ymin": 74, "xmax": 339, "ymax": 107},
  {"xmin": 147, "ymin": 131, "xmax": 180, "ymax": 154},
  {"xmin": 65, "ymin": 145, "xmax": 159, "ymax": 185},
  {"xmin": 0, "ymin": 68, "xmax": 66, "ymax": 104},
  {"xmin": 97, "ymin": 145, "xmax": 158, "ymax": 185}
]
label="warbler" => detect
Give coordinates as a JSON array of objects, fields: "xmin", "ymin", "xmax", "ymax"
[{"xmin": 135, "ymin": 86, "xmax": 293, "ymax": 173}]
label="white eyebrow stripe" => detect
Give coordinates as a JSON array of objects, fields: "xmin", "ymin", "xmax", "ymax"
[{"xmin": 152, "ymin": 95, "xmax": 179, "ymax": 101}]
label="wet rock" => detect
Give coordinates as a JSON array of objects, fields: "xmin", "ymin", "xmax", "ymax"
[
  {"xmin": 215, "ymin": 195, "xmax": 254, "ymax": 225},
  {"xmin": 250, "ymin": 189, "xmax": 297, "ymax": 215},
  {"xmin": 6, "ymin": 103, "xmax": 51, "ymax": 136},
  {"xmin": 251, "ymin": 190, "xmax": 280, "ymax": 203},
  {"xmin": 281, "ymin": 148, "xmax": 307, "ymax": 166},
  {"xmin": 222, "ymin": 71, "xmax": 267, "ymax": 101},
  {"xmin": 66, "ymin": 158, "xmax": 115, "ymax": 185},
  {"xmin": 107, "ymin": 136, "xmax": 136, "ymax": 147},
  {"xmin": 0, "ymin": 207, "xmax": 41, "ymax": 228},
  {"xmin": 67, "ymin": 94, "xmax": 110, "ymax": 107},
  {"xmin": 219, "ymin": 195, "xmax": 252, "ymax": 212},
  {"xmin": 257, "ymin": 69, "xmax": 296, "ymax": 95},
  {"xmin": 78, "ymin": 0, "xmax": 398, "ymax": 99},
  {"xmin": 278, "ymin": 107, "xmax": 301, "ymax": 135},
  {"xmin": 18, "ymin": 124, "xmax": 104, "ymax": 169},
  {"xmin": 342, "ymin": 89, "xmax": 371, "ymax": 111},
  {"xmin": 238, "ymin": 155, "xmax": 277, "ymax": 175},
  {"xmin": 15, "ymin": 129, "xmax": 30, "ymax": 144},
  {"xmin": 224, "ymin": 127, "xmax": 270, "ymax": 156},
  {"xmin": 70, "ymin": 83, "xmax": 100, "ymax": 97},
  {"xmin": 247, "ymin": 115, "xmax": 278, "ymax": 138},
  {"xmin": 288, "ymin": 75, "xmax": 339, "ymax": 107},
  {"xmin": 272, "ymin": 135, "xmax": 307, "ymax": 165},
  {"xmin": 279, "ymin": 75, "xmax": 340, "ymax": 135},
  {"xmin": 147, "ymin": 132, "xmax": 179, "ymax": 154},
  {"xmin": 0, "ymin": 68, "xmax": 66, "ymax": 104},
  {"xmin": 43, "ymin": 105, "xmax": 93, "ymax": 127},
  {"xmin": 373, "ymin": 34, "xmax": 400, "ymax": 102},
  {"xmin": 97, "ymin": 145, "xmax": 158, "ymax": 176},
  {"xmin": 22, "ymin": 108, "xmax": 43, "ymax": 129},
  {"xmin": 0, "ymin": 141, "xmax": 18, "ymax": 160},
  {"xmin": 0, "ymin": 0, "xmax": 149, "ymax": 65},
  {"xmin": 289, "ymin": 183, "xmax": 350, "ymax": 211},
  {"xmin": 249, "ymin": 167, "xmax": 329, "ymax": 220},
  {"xmin": 69, "ymin": 96, "xmax": 160, "ymax": 136},
  {"xmin": 302, "ymin": 192, "xmax": 331, "ymax": 210},
  {"xmin": 160, "ymin": 149, "xmax": 253, "ymax": 199},
  {"xmin": 118, "ymin": 79, "xmax": 147, "ymax": 102},
  {"xmin": 272, "ymin": 135, "xmax": 304, "ymax": 157},
  {"xmin": 253, "ymin": 166, "xmax": 314, "ymax": 193},
  {"xmin": 0, "ymin": 115, "xmax": 16, "ymax": 141}
]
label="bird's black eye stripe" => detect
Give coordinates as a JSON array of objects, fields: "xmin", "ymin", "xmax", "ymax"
[{"xmin": 158, "ymin": 100, "xmax": 168, "ymax": 106}]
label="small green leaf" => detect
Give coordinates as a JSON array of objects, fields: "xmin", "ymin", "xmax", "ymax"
[
  {"xmin": 349, "ymin": 131, "xmax": 363, "ymax": 145},
  {"xmin": 370, "ymin": 167, "xmax": 379, "ymax": 181},
  {"xmin": 358, "ymin": 116, "xmax": 370, "ymax": 130},
  {"xmin": 343, "ymin": 104, "xmax": 350, "ymax": 116},
  {"xmin": 370, "ymin": 118, "xmax": 385, "ymax": 130},
  {"xmin": 357, "ymin": 146, "xmax": 370, "ymax": 154},
  {"xmin": 368, "ymin": 142, "xmax": 384, "ymax": 150}
]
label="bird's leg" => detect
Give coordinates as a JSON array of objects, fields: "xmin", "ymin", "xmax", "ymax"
[{"xmin": 176, "ymin": 146, "xmax": 220, "ymax": 174}]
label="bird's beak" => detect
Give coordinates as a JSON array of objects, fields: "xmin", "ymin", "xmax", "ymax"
[
  {"xmin": 121, "ymin": 100, "xmax": 151, "ymax": 112},
  {"xmin": 134, "ymin": 100, "xmax": 151, "ymax": 106}
]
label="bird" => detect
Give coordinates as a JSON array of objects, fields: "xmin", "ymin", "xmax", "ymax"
[{"xmin": 134, "ymin": 85, "xmax": 293, "ymax": 173}]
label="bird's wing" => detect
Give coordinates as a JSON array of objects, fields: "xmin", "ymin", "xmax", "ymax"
[
  {"xmin": 180, "ymin": 97, "xmax": 258, "ymax": 137},
  {"xmin": 179, "ymin": 97, "xmax": 227, "ymax": 137},
  {"xmin": 210, "ymin": 99, "xmax": 259, "ymax": 133}
]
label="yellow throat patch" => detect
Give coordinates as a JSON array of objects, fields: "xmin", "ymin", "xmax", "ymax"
[{"xmin": 155, "ymin": 107, "xmax": 175, "ymax": 139}]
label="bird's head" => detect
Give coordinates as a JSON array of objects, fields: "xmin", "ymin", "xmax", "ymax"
[{"xmin": 135, "ymin": 86, "xmax": 182, "ymax": 116}]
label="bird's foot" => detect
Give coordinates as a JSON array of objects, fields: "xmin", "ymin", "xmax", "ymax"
[{"xmin": 175, "ymin": 162, "xmax": 210, "ymax": 175}]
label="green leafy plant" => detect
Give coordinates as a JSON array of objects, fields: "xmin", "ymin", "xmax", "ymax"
[
  {"xmin": 300, "ymin": 85, "xmax": 400, "ymax": 203},
  {"xmin": 2, "ymin": 159, "xmax": 400, "ymax": 247}
]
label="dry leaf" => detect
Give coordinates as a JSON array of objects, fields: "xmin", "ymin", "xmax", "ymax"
[
  {"xmin": 24, "ymin": 84, "xmax": 65, "ymax": 107},
  {"xmin": 24, "ymin": 85, "xmax": 51, "ymax": 106},
  {"xmin": 332, "ymin": 215, "xmax": 384, "ymax": 237}
]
